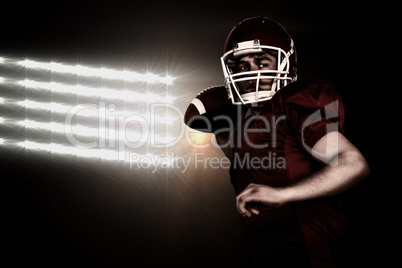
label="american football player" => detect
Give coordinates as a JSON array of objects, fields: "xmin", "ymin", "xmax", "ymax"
[{"xmin": 185, "ymin": 17, "xmax": 370, "ymax": 266}]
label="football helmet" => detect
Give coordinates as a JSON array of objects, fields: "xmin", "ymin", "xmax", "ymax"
[{"xmin": 221, "ymin": 17, "xmax": 297, "ymax": 106}]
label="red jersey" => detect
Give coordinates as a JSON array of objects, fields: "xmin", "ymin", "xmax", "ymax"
[
  {"xmin": 230, "ymin": 79, "xmax": 345, "ymax": 192},
  {"xmin": 228, "ymin": 79, "xmax": 353, "ymax": 266}
]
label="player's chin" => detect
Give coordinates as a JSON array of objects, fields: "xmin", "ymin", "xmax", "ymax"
[
  {"xmin": 259, "ymin": 79, "xmax": 273, "ymax": 88},
  {"xmin": 258, "ymin": 85, "xmax": 272, "ymax": 92}
]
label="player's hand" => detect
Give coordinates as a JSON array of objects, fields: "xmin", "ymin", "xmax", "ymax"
[{"xmin": 236, "ymin": 183, "xmax": 286, "ymax": 217}]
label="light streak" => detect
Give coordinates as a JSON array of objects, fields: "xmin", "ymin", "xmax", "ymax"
[
  {"xmin": 18, "ymin": 99, "xmax": 83, "ymax": 114},
  {"xmin": 14, "ymin": 139, "xmax": 176, "ymax": 166},
  {"xmin": 12, "ymin": 98, "xmax": 178, "ymax": 124},
  {"xmin": 18, "ymin": 140, "xmax": 119, "ymax": 160},
  {"xmin": 18, "ymin": 119, "xmax": 90, "ymax": 134},
  {"xmin": 17, "ymin": 59, "xmax": 175, "ymax": 84},
  {"xmin": 18, "ymin": 79, "xmax": 175, "ymax": 103},
  {"xmin": 16, "ymin": 118, "xmax": 177, "ymax": 143}
]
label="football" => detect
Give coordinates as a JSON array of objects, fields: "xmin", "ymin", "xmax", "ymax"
[
  {"xmin": 184, "ymin": 85, "xmax": 234, "ymax": 133},
  {"xmin": 184, "ymin": 85, "xmax": 230, "ymax": 119}
]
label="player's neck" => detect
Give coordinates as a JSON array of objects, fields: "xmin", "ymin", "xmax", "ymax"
[
  {"xmin": 253, "ymin": 107, "xmax": 263, "ymax": 115},
  {"xmin": 248, "ymin": 106, "xmax": 263, "ymax": 116}
]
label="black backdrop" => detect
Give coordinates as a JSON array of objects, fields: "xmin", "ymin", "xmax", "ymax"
[{"xmin": 1, "ymin": 1, "xmax": 391, "ymax": 266}]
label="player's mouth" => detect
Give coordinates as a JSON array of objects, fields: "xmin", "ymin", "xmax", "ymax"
[
  {"xmin": 242, "ymin": 87, "xmax": 257, "ymax": 94},
  {"xmin": 241, "ymin": 85, "xmax": 271, "ymax": 94}
]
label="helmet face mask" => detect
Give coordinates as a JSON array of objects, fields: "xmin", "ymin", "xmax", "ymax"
[{"xmin": 221, "ymin": 17, "xmax": 297, "ymax": 106}]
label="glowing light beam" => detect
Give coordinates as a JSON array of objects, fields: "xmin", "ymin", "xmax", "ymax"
[
  {"xmin": 0, "ymin": 97, "xmax": 180, "ymax": 126},
  {"xmin": 17, "ymin": 59, "xmax": 175, "ymax": 85},
  {"xmin": 18, "ymin": 140, "xmax": 119, "ymax": 160},
  {"xmin": 17, "ymin": 79, "xmax": 175, "ymax": 103},
  {"xmin": 16, "ymin": 118, "xmax": 178, "ymax": 143},
  {"xmin": 14, "ymin": 139, "xmax": 176, "ymax": 166}
]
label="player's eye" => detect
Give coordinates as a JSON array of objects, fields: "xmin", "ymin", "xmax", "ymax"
[
  {"xmin": 237, "ymin": 63, "xmax": 249, "ymax": 72},
  {"xmin": 257, "ymin": 60, "xmax": 271, "ymax": 69}
]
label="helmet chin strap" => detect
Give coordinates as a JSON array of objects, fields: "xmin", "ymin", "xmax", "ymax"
[{"xmin": 240, "ymin": 91, "xmax": 274, "ymax": 106}]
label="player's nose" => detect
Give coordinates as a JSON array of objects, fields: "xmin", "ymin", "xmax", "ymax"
[{"xmin": 249, "ymin": 62, "xmax": 259, "ymax": 72}]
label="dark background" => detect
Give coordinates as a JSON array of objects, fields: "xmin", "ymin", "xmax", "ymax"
[{"xmin": 1, "ymin": 1, "xmax": 391, "ymax": 266}]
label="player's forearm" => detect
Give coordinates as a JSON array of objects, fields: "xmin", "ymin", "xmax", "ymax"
[{"xmin": 281, "ymin": 150, "xmax": 370, "ymax": 203}]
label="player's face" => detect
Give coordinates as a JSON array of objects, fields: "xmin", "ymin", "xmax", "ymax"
[{"xmin": 234, "ymin": 52, "xmax": 277, "ymax": 94}]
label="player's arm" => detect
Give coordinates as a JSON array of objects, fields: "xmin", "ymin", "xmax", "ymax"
[
  {"xmin": 281, "ymin": 131, "xmax": 370, "ymax": 202},
  {"xmin": 236, "ymin": 131, "xmax": 370, "ymax": 217}
]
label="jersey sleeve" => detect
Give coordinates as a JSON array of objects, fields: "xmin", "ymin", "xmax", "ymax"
[{"xmin": 283, "ymin": 81, "xmax": 346, "ymax": 150}]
